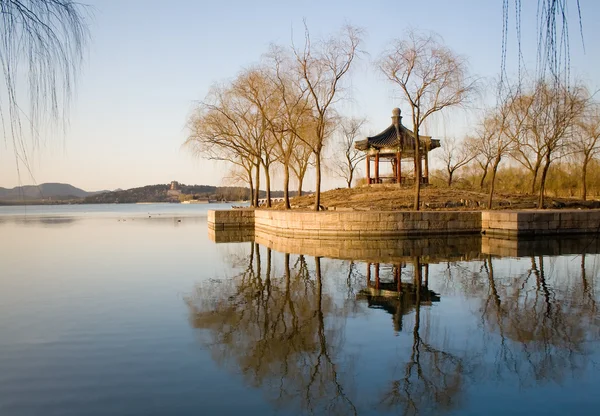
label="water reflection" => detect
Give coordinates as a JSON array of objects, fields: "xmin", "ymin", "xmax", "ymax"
[
  {"xmin": 187, "ymin": 245, "xmax": 358, "ymax": 415},
  {"xmin": 0, "ymin": 216, "xmax": 78, "ymax": 227},
  {"xmin": 479, "ymin": 254, "xmax": 598, "ymax": 386},
  {"xmin": 188, "ymin": 237, "xmax": 600, "ymax": 415}
]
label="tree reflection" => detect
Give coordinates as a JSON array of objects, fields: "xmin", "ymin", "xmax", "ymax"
[
  {"xmin": 186, "ymin": 248, "xmax": 357, "ymax": 415},
  {"xmin": 379, "ymin": 257, "xmax": 465, "ymax": 415},
  {"xmin": 479, "ymin": 253, "xmax": 600, "ymax": 386}
]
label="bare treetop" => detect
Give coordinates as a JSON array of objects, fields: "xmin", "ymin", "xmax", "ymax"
[
  {"xmin": 293, "ymin": 24, "xmax": 363, "ymax": 116},
  {"xmin": 378, "ymin": 31, "xmax": 475, "ymax": 122}
]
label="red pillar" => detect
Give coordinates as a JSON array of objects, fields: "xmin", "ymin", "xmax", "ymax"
[
  {"xmin": 366, "ymin": 155, "xmax": 371, "ymax": 184},
  {"xmin": 375, "ymin": 263, "xmax": 380, "ymax": 290},
  {"xmin": 366, "ymin": 262, "xmax": 371, "ymax": 287},
  {"xmin": 375, "ymin": 153, "xmax": 380, "ymax": 184},
  {"xmin": 396, "ymin": 151, "xmax": 402, "ymax": 183}
]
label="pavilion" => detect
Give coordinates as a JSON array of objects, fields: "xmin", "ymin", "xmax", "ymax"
[{"xmin": 354, "ymin": 108, "xmax": 440, "ymax": 184}]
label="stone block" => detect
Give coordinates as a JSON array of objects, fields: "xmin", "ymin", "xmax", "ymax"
[
  {"xmin": 301, "ymin": 222, "xmax": 320, "ymax": 230},
  {"xmin": 428, "ymin": 220, "xmax": 449, "ymax": 230},
  {"xmin": 339, "ymin": 212, "xmax": 370, "ymax": 222},
  {"xmin": 380, "ymin": 213, "xmax": 401, "ymax": 222}
]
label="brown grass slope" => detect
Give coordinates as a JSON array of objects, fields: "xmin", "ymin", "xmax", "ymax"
[{"xmin": 271, "ymin": 184, "xmax": 600, "ymax": 211}]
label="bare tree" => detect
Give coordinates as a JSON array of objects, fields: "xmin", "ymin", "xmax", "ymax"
[
  {"xmin": 378, "ymin": 30, "xmax": 475, "ymax": 210},
  {"xmin": 232, "ymin": 68, "xmax": 279, "ymax": 207},
  {"xmin": 571, "ymin": 95, "xmax": 599, "ymax": 200},
  {"xmin": 507, "ymin": 92, "xmax": 545, "ymax": 194},
  {"xmin": 439, "ymin": 137, "xmax": 476, "ymax": 187},
  {"xmin": 265, "ymin": 47, "xmax": 313, "ymax": 208},
  {"xmin": 331, "ymin": 117, "xmax": 367, "ymax": 188},
  {"xmin": 293, "ymin": 23, "xmax": 362, "ymax": 211},
  {"xmin": 185, "ymin": 83, "xmax": 266, "ymax": 207},
  {"xmin": 483, "ymin": 95, "xmax": 515, "ymax": 208},
  {"xmin": 1, "ymin": 0, "xmax": 89, "ymax": 171},
  {"xmin": 290, "ymin": 139, "xmax": 313, "ymax": 198},
  {"xmin": 528, "ymin": 80, "xmax": 587, "ymax": 207},
  {"xmin": 472, "ymin": 118, "xmax": 496, "ymax": 189}
]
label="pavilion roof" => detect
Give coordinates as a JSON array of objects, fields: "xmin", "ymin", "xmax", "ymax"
[{"xmin": 354, "ymin": 110, "xmax": 440, "ymax": 153}]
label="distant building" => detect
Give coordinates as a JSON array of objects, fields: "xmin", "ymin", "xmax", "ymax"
[{"xmin": 167, "ymin": 181, "xmax": 181, "ymax": 201}]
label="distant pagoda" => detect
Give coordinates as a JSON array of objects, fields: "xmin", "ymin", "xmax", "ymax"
[{"xmin": 354, "ymin": 108, "xmax": 440, "ymax": 184}]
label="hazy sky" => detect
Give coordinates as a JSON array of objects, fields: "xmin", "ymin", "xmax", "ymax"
[{"xmin": 1, "ymin": 0, "xmax": 598, "ymax": 191}]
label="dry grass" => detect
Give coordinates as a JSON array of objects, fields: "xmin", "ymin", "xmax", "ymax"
[{"xmin": 270, "ymin": 184, "xmax": 600, "ymax": 211}]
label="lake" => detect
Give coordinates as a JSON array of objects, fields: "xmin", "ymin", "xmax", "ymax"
[{"xmin": 1, "ymin": 204, "xmax": 599, "ymax": 415}]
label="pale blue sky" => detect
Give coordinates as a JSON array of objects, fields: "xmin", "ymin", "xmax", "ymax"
[{"xmin": 1, "ymin": 0, "xmax": 598, "ymax": 191}]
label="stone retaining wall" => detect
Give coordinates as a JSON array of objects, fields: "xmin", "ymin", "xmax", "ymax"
[
  {"xmin": 254, "ymin": 209, "xmax": 481, "ymax": 238},
  {"xmin": 207, "ymin": 208, "xmax": 600, "ymax": 239},
  {"xmin": 482, "ymin": 210, "xmax": 600, "ymax": 236},
  {"xmin": 207, "ymin": 208, "xmax": 254, "ymax": 230}
]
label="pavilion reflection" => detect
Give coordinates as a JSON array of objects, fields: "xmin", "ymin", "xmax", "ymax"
[
  {"xmin": 187, "ymin": 238, "xmax": 600, "ymax": 416},
  {"xmin": 359, "ymin": 260, "xmax": 440, "ymax": 333}
]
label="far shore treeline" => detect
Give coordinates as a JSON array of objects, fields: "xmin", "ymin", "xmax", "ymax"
[
  {"xmin": 0, "ymin": 183, "xmax": 293, "ymax": 205},
  {"xmin": 84, "ymin": 184, "xmax": 291, "ymax": 204}
]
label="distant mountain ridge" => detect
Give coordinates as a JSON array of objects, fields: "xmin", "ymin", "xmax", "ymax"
[
  {"xmin": 0, "ymin": 182, "xmax": 304, "ymax": 204},
  {"xmin": 0, "ymin": 183, "xmax": 104, "ymax": 202}
]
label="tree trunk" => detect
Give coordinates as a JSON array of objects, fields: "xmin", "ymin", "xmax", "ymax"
[
  {"xmin": 314, "ymin": 150, "xmax": 322, "ymax": 211},
  {"xmin": 253, "ymin": 162, "xmax": 260, "ymax": 207},
  {"xmin": 488, "ymin": 157, "xmax": 501, "ymax": 209},
  {"xmin": 283, "ymin": 164, "xmax": 291, "ymax": 209},
  {"xmin": 582, "ymin": 156, "xmax": 589, "ymax": 201},
  {"xmin": 538, "ymin": 152, "xmax": 551, "ymax": 209},
  {"xmin": 264, "ymin": 162, "xmax": 271, "ymax": 208},
  {"xmin": 248, "ymin": 171, "xmax": 254, "ymax": 205},
  {"xmin": 413, "ymin": 122, "xmax": 421, "ymax": 211},
  {"xmin": 346, "ymin": 153, "xmax": 353, "ymax": 188},
  {"xmin": 530, "ymin": 161, "xmax": 541, "ymax": 194},
  {"xmin": 297, "ymin": 178, "xmax": 303, "ymax": 198},
  {"xmin": 447, "ymin": 170, "xmax": 453, "ymax": 187},
  {"xmin": 479, "ymin": 162, "xmax": 489, "ymax": 189}
]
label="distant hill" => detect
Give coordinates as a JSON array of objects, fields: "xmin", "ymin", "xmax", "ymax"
[
  {"xmin": 0, "ymin": 182, "xmax": 304, "ymax": 204},
  {"xmin": 0, "ymin": 183, "xmax": 103, "ymax": 202},
  {"xmin": 83, "ymin": 183, "xmax": 297, "ymax": 204},
  {"xmin": 85, "ymin": 184, "xmax": 254, "ymax": 204}
]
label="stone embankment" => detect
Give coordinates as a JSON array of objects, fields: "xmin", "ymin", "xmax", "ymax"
[{"xmin": 208, "ymin": 208, "xmax": 600, "ymax": 238}]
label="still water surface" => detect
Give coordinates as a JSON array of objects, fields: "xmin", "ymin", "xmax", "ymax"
[{"xmin": 0, "ymin": 204, "xmax": 599, "ymax": 415}]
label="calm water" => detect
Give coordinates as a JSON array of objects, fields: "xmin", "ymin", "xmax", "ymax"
[{"xmin": 1, "ymin": 205, "xmax": 599, "ymax": 415}]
